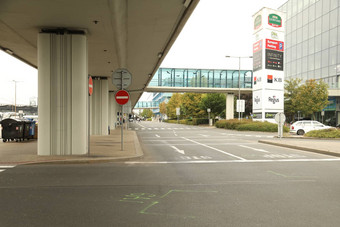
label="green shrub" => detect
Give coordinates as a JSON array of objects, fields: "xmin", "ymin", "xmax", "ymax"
[
  {"xmin": 215, "ymin": 119, "xmax": 252, "ymax": 129},
  {"xmin": 192, "ymin": 118, "xmax": 209, "ymax": 125},
  {"xmin": 236, "ymin": 121, "xmax": 289, "ymax": 132},
  {"xmin": 305, "ymin": 128, "xmax": 340, "ymax": 138}
]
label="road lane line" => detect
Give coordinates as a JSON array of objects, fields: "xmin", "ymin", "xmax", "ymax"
[
  {"xmin": 182, "ymin": 137, "xmax": 246, "ymax": 161},
  {"xmin": 155, "ymin": 134, "xmax": 160, "ymax": 138},
  {"xmin": 239, "ymin": 145, "xmax": 269, "ymax": 153},
  {"xmin": 170, "ymin": 146, "xmax": 185, "ymax": 155},
  {"xmin": 126, "ymin": 158, "xmax": 340, "ymax": 164}
]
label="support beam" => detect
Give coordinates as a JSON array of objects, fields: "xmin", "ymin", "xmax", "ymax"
[
  {"xmin": 226, "ymin": 93, "xmax": 234, "ymax": 120},
  {"xmin": 91, "ymin": 79, "xmax": 109, "ymax": 135},
  {"xmin": 38, "ymin": 33, "xmax": 88, "ymax": 155}
]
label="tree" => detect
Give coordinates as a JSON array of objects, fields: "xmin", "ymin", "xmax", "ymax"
[
  {"xmin": 141, "ymin": 109, "xmax": 153, "ymax": 119},
  {"xmin": 284, "ymin": 78, "xmax": 302, "ymax": 122},
  {"xmin": 200, "ymin": 93, "xmax": 226, "ymax": 120},
  {"xmin": 166, "ymin": 93, "xmax": 182, "ymax": 119},
  {"xmin": 293, "ymin": 79, "xmax": 329, "ymax": 120},
  {"xmin": 180, "ymin": 93, "xmax": 205, "ymax": 118},
  {"xmin": 159, "ymin": 101, "xmax": 167, "ymax": 117}
]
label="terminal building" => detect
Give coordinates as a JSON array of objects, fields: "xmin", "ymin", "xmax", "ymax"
[{"xmin": 278, "ymin": 0, "xmax": 340, "ymax": 125}]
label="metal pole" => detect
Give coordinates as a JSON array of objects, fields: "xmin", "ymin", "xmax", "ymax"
[
  {"xmin": 238, "ymin": 57, "xmax": 241, "ymax": 121},
  {"xmin": 121, "ymin": 106, "xmax": 124, "ymax": 151}
]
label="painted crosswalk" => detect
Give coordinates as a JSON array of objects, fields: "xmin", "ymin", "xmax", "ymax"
[{"xmin": 0, "ymin": 165, "xmax": 15, "ymax": 173}]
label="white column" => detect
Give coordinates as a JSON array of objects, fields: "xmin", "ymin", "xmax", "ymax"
[
  {"xmin": 38, "ymin": 33, "xmax": 88, "ymax": 155},
  {"xmin": 226, "ymin": 93, "xmax": 234, "ymax": 120},
  {"xmin": 109, "ymin": 92, "xmax": 118, "ymax": 130},
  {"xmin": 91, "ymin": 79, "xmax": 109, "ymax": 135}
]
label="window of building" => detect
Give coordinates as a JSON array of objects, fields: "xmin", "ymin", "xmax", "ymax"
[
  {"xmin": 297, "ymin": 58, "xmax": 302, "ymax": 74},
  {"xmin": 303, "ymin": 8, "xmax": 309, "ymax": 26},
  {"xmin": 308, "ymin": 54, "xmax": 315, "ymax": 71},
  {"xmin": 322, "ymin": 13, "xmax": 330, "ymax": 33},
  {"xmin": 330, "ymin": 9, "xmax": 338, "ymax": 29},
  {"xmin": 297, "ymin": 12, "xmax": 303, "ymax": 29},
  {"xmin": 322, "ymin": 67, "xmax": 329, "ymax": 78},
  {"xmin": 302, "ymin": 56, "xmax": 308, "ymax": 72},
  {"xmin": 330, "ymin": 0, "xmax": 338, "ymax": 10},
  {"xmin": 292, "ymin": 30, "xmax": 297, "ymax": 46},
  {"xmin": 298, "ymin": 0, "xmax": 303, "ymax": 13},
  {"xmin": 321, "ymin": 31, "xmax": 329, "ymax": 50},
  {"xmin": 303, "ymin": 0, "xmax": 310, "ymax": 9},
  {"xmin": 303, "ymin": 41, "xmax": 309, "ymax": 57},
  {"xmin": 315, "ymin": 17, "xmax": 322, "ymax": 35},
  {"xmin": 329, "ymin": 46, "xmax": 337, "ymax": 65},
  {"xmin": 297, "ymin": 29, "xmax": 303, "ymax": 44},
  {"xmin": 297, "ymin": 43, "xmax": 302, "ymax": 59},
  {"xmin": 337, "ymin": 44, "xmax": 340, "ymax": 65},
  {"xmin": 315, "ymin": 69, "xmax": 321, "ymax": 79},
  {"xmin": 322, "ymin": 50, "xmax": 329, "ymax": 68},
  {"xmin": 329, "ymin": 65, "xmax": 337, "ymax": 77},
  {"xmin": 308, "ymin": 21, "xmax": 315, "ymax": 38},
  {"xmin": 315, "ymin": 0, "xmax": 322, "ymax": 19},
  {"xmin": 286, "ymin": 19, "xmax": 292, "ymax": 34},
  {"xmin": 315, "ymin": 52, "xmax": 322, "ymax": 69},
  {"xmin": 292, "ymin": 15, "xmax": 297, "ymax": 31},
  {"xmin": 309, "ymin": 37, "xmax": 315, "ymax": 54},
  {"xmin": 323, "ymin": 0, "xmax": 330, "ymax": 15},
  {"xmin": 330, "ymin": 28, "xmax": 337, "ymax": 47},
  {"xmin": 292, "ymin": 0, "xmax": 298, "ymax": 16},
  {"xmin": 309, "ymin": 3, "xmax": 316, "ymax": 21},
  {"xmin": 315, "ymin": 34, "xmax": 322, "ymax": 52}
]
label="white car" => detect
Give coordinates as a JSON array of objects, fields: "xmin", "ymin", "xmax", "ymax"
[{"xmin": 290, "ymin": 120, "xmax": 333, "ymax": 135}]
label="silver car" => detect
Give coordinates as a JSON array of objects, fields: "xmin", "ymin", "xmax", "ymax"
[{"xmin": 290, "ymin": 120, "xmax": 333, "ymax": 135}]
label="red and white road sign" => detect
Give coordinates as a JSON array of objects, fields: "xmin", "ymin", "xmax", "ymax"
[
  {"xmin": 89, "ymin": 76, "xmax": 93, "ymax": 96},
  {"xmin": 115, "ymin": 90, "xmax": 130, "ymax": 105}
]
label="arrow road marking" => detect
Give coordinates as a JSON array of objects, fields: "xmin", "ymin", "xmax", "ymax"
[
  {"xmin": 170, "ymin": 146, "xmax": 185, "ymax": 155},
  {"xmin": 239, "ymin": 145, "xmax": 269, "ymax": 153}
]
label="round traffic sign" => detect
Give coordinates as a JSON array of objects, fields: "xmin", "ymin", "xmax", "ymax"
[
  {"xmin": 275, "ymin": 112, "xmax": 286, "ymax": 124},
  {"xmin": 115, "ymin": 90, "xmax": 130, "ymax": 105},
  {"xmin": 89, "ymin": 76, "xmax": 93, "ymax": 96}
]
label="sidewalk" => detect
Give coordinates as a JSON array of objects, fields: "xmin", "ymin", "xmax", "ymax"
[
  {"xmin": 259, "ymin": 137, "xmax": 340, "ymax": 157},
  {"xmin": 0, "ymin": 129, "xmax": 143, "ymax": 165}
]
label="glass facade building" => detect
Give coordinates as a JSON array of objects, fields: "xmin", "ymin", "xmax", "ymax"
[
  {"xmin": 279, "ymin": 0, "xmax": 340, "ymax": 125},
  {"xmin": 279, "ymin": 0, "xmax": 340, "ymax": 88}
]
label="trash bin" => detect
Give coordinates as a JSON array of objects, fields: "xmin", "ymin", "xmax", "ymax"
[
  {"xmin": 23, "ymin": 120, "xmax": 35, "ymax": 140},
  {"xmin": 0, "ymin": 118, "xmax": 25, "ymax": 142}
]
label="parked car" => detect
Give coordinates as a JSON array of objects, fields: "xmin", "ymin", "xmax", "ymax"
[{"xmin": 290, "ymin": 120, "xmax": 333, "ymax": 135}]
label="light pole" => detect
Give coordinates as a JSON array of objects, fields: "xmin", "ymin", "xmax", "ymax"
[{"xmin": 225, "ymin": 56, "xmax": 252, "ymax": 120}]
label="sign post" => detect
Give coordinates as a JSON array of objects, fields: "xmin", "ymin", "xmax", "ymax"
[
  {"xmin": 275, "ymin": 112, "xmax": 286, "ymax": 138},
  {"xmin": 115, "ymin": 90, "xmax": 130, "ymax": 151},
  {"xmin": 176, "ymin": 108, "xmax": 180, "ymax": 124},
  {"xmin": 88, "ymin": 76, "xmax": 93, "ymax": 156}
]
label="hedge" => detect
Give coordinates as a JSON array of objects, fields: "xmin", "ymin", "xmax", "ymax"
[
  {"xmin": 215, "ymin": 119, "xmax": 289, "ymax": 132},
  {"xmin": 305, "ymin": 128, "xmax": 340, "ymax": 138}
]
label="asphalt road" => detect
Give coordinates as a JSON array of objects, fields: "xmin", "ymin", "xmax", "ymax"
[{"xmin": 1, "ymin": 121, "xmax": 340, "ymax": 226}]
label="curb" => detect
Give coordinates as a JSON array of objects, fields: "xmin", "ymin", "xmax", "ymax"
[
  {"xmin": 259, "ymin": 140, "xmax": 340, "ymax": 158},
  {"xmin": 4, "ymin": 131, "xmax": 144, "ymax": 166}
]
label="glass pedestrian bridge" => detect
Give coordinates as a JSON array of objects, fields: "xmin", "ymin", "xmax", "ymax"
[
  {"xmin": 149, "ymin": 67, "xmax": 253, "ymax": 88},
  {"xmin": 135, "ymin": 67, "xmax": 253, "ymax": 109}
]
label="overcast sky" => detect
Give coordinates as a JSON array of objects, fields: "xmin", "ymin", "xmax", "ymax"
[{"xmin": 0, "ymin": 0, "xmax": 287, "ymax": 104}]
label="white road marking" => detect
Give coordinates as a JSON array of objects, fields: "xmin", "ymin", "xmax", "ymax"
[
  {"xmin": 0, "ymin": 165, "xmax": 15, "ymax": 173},
  {"xmin": 136, "ymin": 122, "xmax": 146, "ymax": 128},
  {"xmin": 199, "ymin": 134, "xmax": 209, "ymax": 137},
  {"xmin": 182, "ymin": 137, "xmax": 246, "ymax": 161},
  {"xmin": 170, "ymin": 145, "xmax": 185, "ymax": 155},
  {"xmin": 126, "ymin": 158, "xmax": 340, "ymax": 164},
  {"xmin": 155, "ymin": 134, "xmax": 160, "ymax": 138},
  {"xmin": 239, "ymin": 145, "xmax": 269, "ymax": 153}
]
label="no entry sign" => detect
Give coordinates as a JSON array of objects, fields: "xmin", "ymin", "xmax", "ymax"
[{"xmin": 115, "ymin": 90, "xmax": 130, "ymax": 105}]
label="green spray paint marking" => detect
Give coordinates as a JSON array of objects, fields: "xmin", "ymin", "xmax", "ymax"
[
  {"xmin": 268, "ymin": 170, "xmax": 317, "ymax": 179},
  {"xmin": 137, "ymin": 189, "xmax": 218, "ymax": 219}
]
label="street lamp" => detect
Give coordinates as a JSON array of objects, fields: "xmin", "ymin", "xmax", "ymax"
[{"xmin": 225, "ymin": 56, "xmax": 253, "ymax": 120}]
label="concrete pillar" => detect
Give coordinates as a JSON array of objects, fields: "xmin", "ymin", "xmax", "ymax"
[
  {"xmin": 38, "ymin": 33, "xmax": 88, "ymax": 155},
  {"xmin": 226, "ymin": 93, "xmax": 234, "ymax": 120},
  {"xmin": 109, "ymin": 92, "xmax": 119, "ymax": 130},
  {"xmin": 91, "ymin": 78, "xmax": 109, "ymax": 135}
]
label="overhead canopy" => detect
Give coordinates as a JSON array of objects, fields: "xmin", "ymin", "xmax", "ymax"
[{"xmin": 0, "ymin": 0, "xmax": 199, "ymax": 106}]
